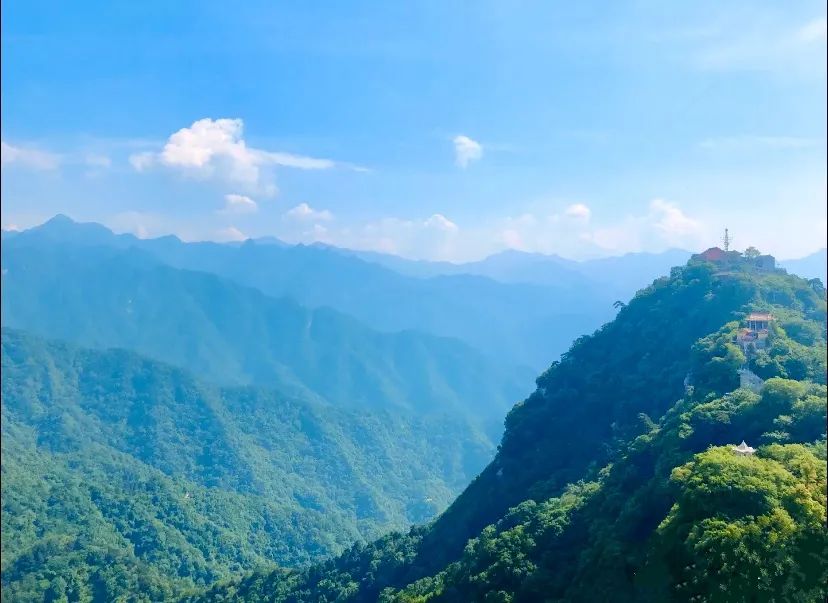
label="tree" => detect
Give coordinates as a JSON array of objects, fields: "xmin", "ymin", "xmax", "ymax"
[
  {"xmin": 806, "ymin": 278, "xmax": 824, "ymax": 295},
  {"xmin": 744, "ymin": 246, "xmax": 761, "ymax": 259}
]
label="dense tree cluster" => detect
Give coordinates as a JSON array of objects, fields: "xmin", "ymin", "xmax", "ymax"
[
  {"xmin": 1, "ymin": 330, "xmax": 494, "ymax": 601},
  {"xmin": 189, "ymin": 257, "xmax": 827, "ymax": 602}
]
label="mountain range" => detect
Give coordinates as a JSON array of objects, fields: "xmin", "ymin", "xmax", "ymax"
[
  {"xmin": 1, "ymin": 216, "xmax": 826, "ymax": 602},
  {"xmin": 185, "ymin": 249, "xmax": 828, "ymax": 603},
  {"xmin": 0, "ymin": 217, "xmax": 723, "ymax": 374},
  {"xmin": 337, "ymin": 245, "xmax": 695, "ymax": 302},
  {"xmin": 0, "ymin": 239, "xmax": 529, "ymax": 425},
  {"xmin": 4, "ymin": 216, "xmax": 622, "ymax": 373}
]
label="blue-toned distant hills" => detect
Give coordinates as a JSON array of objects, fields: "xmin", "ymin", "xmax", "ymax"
[
  {"xmin": 1, "ymin": 224, "xmax": 530, "ymax": 425},
  {"xmin": 3, "ymin": 215, "xmax": 706, "ymax": 373},
  {"xmin": 780, "ymin": 248, "xmax": 827, "ymax": 284}
]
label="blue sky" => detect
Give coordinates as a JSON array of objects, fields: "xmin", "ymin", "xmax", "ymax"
[{"xmin": 2, "ymin": 0, "xmax": 826, "ymax": 260}]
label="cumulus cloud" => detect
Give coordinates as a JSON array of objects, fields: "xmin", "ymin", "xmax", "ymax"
[
  {"xmin": 220, "ymin": 193, "xmax": 258, "ymax": 214},
  {"xmin": 586, "ymin": 199, "xmax": 705, "ymax": 253},
  {"xmin": 128, "ymin": 118, "xmax": 354, "ymax": 195},
  {"xmin": 453, "ymin": 135, "xmax": 483, "ymax": 168},
  {"xmin": 284, "ymin": 203, "xmax": 334, "ymax": 222},
  {"xmin": 1, "ymin": 141, "xmax": 61, "ymax": 170},
  {"xmin": 424, "ymin": 213, "xmax": 459, "ymax": 232},
  {"xmin": 649, "ymin": 199, "xmax": 702, "ymax": 238},
  {"xmin": 564, "ymin": 203, "xmax": 592, "ymax": 221},
  {"xmin": 215, "ymin": 226, "xmax": 248, "ymax": 242}
]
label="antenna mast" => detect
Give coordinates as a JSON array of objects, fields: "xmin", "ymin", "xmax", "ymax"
[{"xmin": 723, "ymin": 228, "xmax": 731, "ymax": 252}]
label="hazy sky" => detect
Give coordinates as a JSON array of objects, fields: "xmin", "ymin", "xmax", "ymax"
[{"xmin": 2, "ymin": 1, "xmax": 826, "ymax": 260}]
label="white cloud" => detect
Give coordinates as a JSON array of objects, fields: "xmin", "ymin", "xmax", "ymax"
[
  {"xmin": 586, "ymin": 199, "xmax": 706, "ymax": 253},
  {"xmin": 424, "ymin": 213, "xmax": 459, "ymax": 232},
  {"xmin": 354, "ymin": 214, "xmax": 461, "ymax": 258},
  {"xmin": 496, "ymin": 212, "xmax": 574, "ymax": 253},
  {"xmin": 129, "ymin": 118, "xmax": 354, "ymax": 195},
  {"xmin": 487, "ymin": 200, "xmax": 705, "ymax": 258},
  {"xmin": 1, "ymin": 141, "xmax": 61, "ymax": 170},
  {"xmin": 649, "ymin": 199, "xmax": 702, "ymax": 238},
  {"xmin": 215, "ymin": 226, "xmax": 247, "ymax": 242},
  {"xmin": 453, "ymin": 135, "xmax": 483, "ymax": 168},
  {"xmin": 159, "ymin": 118, "xmax": 334, "ymax": 173},
  {"xmin": 564, "ymin": 203, "xmax": 591, "ymax": 221},
  {"xmin": 284, "ymin": 203, "xmax": 334, "ymax": 222},
  {"xmin": 105, "ymin": 211, "xmax": 172, "ymax": 240},
  {"xmin": 220, "ymin": 193, "xmax": 258, "ymax": 214},
  {"xmin": 275, "ymin": 212, "xmax": 461, "ymax": 260}
]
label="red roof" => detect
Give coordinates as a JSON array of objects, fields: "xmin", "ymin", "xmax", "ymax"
[{"xmin": 699, "ymin": 247, "xmax": 726, "ymax": 262}]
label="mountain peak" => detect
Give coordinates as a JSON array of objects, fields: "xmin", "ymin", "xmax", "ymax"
[
  {"xmin": 43, "ymin": 213, "xmax": 76, "ymax": 226},
  {"xmin": 35, "ymin": 214, "xmax": 102, "ymax": 233},
  {"xmin": 32, "ymin": 213, "xmax": 83, "ymax": 234},
  {"xmin": 16, "ymin": 214, "xmax": 130, "ymax": 247}
]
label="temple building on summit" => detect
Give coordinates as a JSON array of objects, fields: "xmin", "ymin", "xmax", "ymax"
[
  {"xmin": 692, "ymin": 246, "xmax": 777, "ymax": 271},
  {"xmin": 691, "ymin": 230, "xmax": 777, "ymax": 274}
]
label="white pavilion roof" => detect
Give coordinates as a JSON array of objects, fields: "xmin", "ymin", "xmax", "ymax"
[{"xmin": 732, "ymin": 440, "xmax": 756, "ymax": 454}]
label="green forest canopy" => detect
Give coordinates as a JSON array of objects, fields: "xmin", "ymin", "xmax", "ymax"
[
  {"xmin": 1, "ymin": 329, "xmax": 495, "ymax": 602},
  {"xmin": 188, "ymin": 255, "xmax": 827, "ymax": 603}
]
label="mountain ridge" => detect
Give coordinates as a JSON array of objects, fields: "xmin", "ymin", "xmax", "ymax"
[
  {"xmin": 7, "ymin": 216, "xmax": 618, "ymax": 371},
  {"xmin": 185, "ymin": 251, "xmax": 827, "ymax": 602},
  {"xmin": 1, "ymin": 239, "xmax": 530, "ymax": 426}
]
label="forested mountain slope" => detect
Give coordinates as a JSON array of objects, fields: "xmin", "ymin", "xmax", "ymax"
[
  {"xmin": 190, "ymin": 254, "xmax": 827, "ymax": 602},
  {"xmin": 0, "ymin": 329, "xmax": 494, "ymax": 602},
  {"xmin": 0, "ymin": 240, "xmax": 530, "ymax": 426},
  {"xmin": 7, "ymin": 216, "xmax": 614, "ymax": 371}
]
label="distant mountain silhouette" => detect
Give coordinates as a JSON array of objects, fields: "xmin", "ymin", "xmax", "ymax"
[
  {"xmin": 1, "ymin": 238, "xmax": 529, "ymax": 427},
  {"xmin": 780, "ymin": 248, "xmax": 827, "ymax": 283},
  {"xmin": 8, "ymin": 216, "xmax": 622, "ymax": 371}
]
